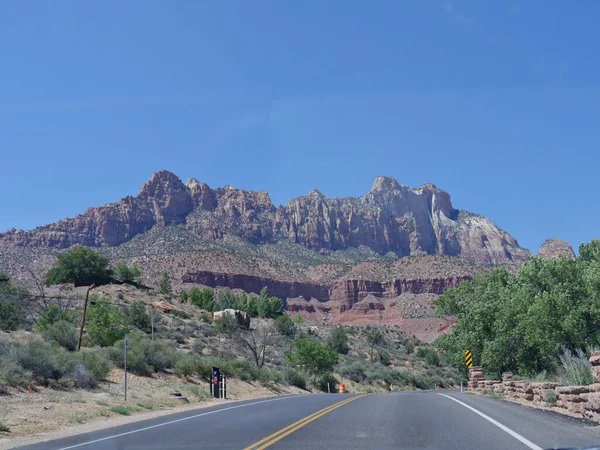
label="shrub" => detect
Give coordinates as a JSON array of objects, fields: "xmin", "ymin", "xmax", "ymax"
[
  {"xmin": 275, "ymin": 315, "xmax": 296, "ymax": 338},
  {"xmin": 289, "ymin": 338, "xmax": 339, "ymax": 380},
  {"xmin": 378, "ymin": 349, "xmax": 391, "ymax": 366},
  {"xmin": 405, "ymin": 341, "xmax": 415, "ymax": 354},
  {"xmin": 72, "ymin": 363, "xmax": 97, "ymax": 389},
  {"xmin": 111, "ymin": 406, "xmax": 132, "ymax": 416},
  {"xmin": 190, "ymin": 288, "xmax": 214, "ymax": 311},
  {"xmin": 288, "ymin": 369, "xmax": 307, "ymax": 390},
  {"xmin": 557, "ymin": 348, "xmax": 593, "ymax": 386},
  {"xmin": 125, "ymin": 301, "xmax": 151, "ymax": 334},
  {"xmin": 113, "ymin": 264, "xmax": 141, "ymax": 283},
  {"xmin": 85, "ymin": 299, "xmax": 127, "ymax": 347},
  {"xmin": 174, "ymin": 354, "xmax": 198, "ymax": 378},
  {"xmin": 0, "ymin": 358, "xmax": 32, "ymax": 388},
  {"xmin": 158, "ymin": 272, "xmax": 172, "ymax": 296},
  {"xmin": 214, "ymin": 314, "xmax": 238, "ymax": 335},
  {"xmin": 42, "ymin": 320, "xmax": 78, "ymax": 351},
  {"xmin": 337, "ymin": 359, "xmax": 367, "ymax": 383},
  {"xmin": 317, "ymin": 372, "xmax": 338, "ymax": 393},
  {"xmin": 215, "ymin": 288, "xmax": 237, "ymax": 311},
  {"xmin": 109, "ymin": 333, "xmax": 177, "ymax": 376},
  {"xmin": 545, "ymin": 389, "xmax": 557, "ymax": 404},
  {"xmin": 170, "ymin": 310, "xmax": 191, "ymax": 320},
  {"xmin": 0, "ymin": 275, "xmax": 29, "ymax": 331},
  {"xmin": 179, "ymin": 290, "xmax": 188, "ymax": 303},
  {"xmin": 328, "ymin": 327, "xmax": 350, "ymax": 355},
  {"xmin": 35, "ymin": 304, "xmax": 76, "ymax": 332},
  {"xmin": 425, "ymin": 350, "xmax": 440, "ymax": 367},
  {"xmin": 77, "ymin": 348, "xmax": 111, "ymax": 381},
  {"xmin": 13, "ymin": 341, "xmax": 65, "ymax": 383}
]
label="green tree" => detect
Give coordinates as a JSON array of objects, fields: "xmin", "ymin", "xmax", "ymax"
[
  {"xmin": 45, "ymin": 247, "xmax": 111, "ymax": 286},
  {"xmin": 125, "ymin": 301, "xmax": 151, "ymax": 333},
  {"xmin": 366, "ymin": 329, "xmax": 384, "ymax": 362},
  {"xmin": 85, "ymin": 299, "xmax": 127, "ymax": 347},
  {"xmin": 179, "ymin": 290, "xmax": 188, "ymax": 303},
  {"xmin": 247, "ymin": 297, "xmax": 259, "ymax": 317},
  {"xmin": 215, "ymin": 288, "xmax": 237, "ymax": 311},
  {"xmin": 113, "ymin": 263, "xmax": 141, "ymax": 283},
  {"xmin": 288, "ymin": 338, "xmax": 339, "ymax": 381},
  {"xmin": 235, "ymin": 292, "xmax": 249, "ymax": 312},
  {"xmin": 293, "ymin": 312, "xmax": 304, "ymax": 325},
  {"xmin": 158, "ymin": 272, "xmax": 172, "ymax": 296},
  {"xmin": 327, "ymin": 327, "xmax": 350, "ymax": 355},
  {"xmin": 190, "ymin": 288, "xmax": 214, "ymax": 311},
  {"xmin": 275, "ymin": 314, "xmax": 296, "ymax": 338},
  {"xmin": 267, "ymin": 297, "xmax": 284, "ymax": 318},
  {"xmin": 35, "ymin": 304, "xmax": 76, "ymax": 332},
  {"xmin": 0, "ymin": 272, "xmax": 29, "ymax": 331}
]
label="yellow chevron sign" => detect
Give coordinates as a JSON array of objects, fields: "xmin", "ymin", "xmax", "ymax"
[{"xmin": 464, "ymin": 350, "xmax": 473, "ymax": 368}]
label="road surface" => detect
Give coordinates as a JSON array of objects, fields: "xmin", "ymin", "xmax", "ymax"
[{"xmin": 16, "ymin": 391, "xmax": 600, "ymax": 449}]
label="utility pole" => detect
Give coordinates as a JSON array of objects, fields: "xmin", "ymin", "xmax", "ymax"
[
  {"xmin": 124, "ymin": 332, "xmax": 129, "ymax": 401},
  {"xmin": 77, "ymin": 284, "xmax": 96, "ymax": 351},
  {"xmin": 151, "ymin": 309, "xmax": 155, "ymax": 341}
]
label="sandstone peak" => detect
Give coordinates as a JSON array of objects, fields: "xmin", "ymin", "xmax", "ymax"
[
  {"xmin": 538, "ymin": 238, "xmax": 575, "ymax": 260},
  {"xmin": 139, "ymin": 170, "xmax": 186, "ymax": 198},
  {"xmin": 371, "ymin": 176, "xmax": 405, "ymax": 192}
]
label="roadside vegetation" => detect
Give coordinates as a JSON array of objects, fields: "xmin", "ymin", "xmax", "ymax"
[{"xmin": 436, "ymin": 239, "xmax": 600, "ymax": 382}]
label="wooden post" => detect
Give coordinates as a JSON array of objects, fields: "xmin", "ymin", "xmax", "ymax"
[{"xmin": 77, "ymin": 284, "xmax": 95, "ymax": 351}]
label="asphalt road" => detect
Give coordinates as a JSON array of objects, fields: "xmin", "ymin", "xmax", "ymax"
[{"xmin": 16, "ymin": 391, "xmax": 600, "ymax": 450}]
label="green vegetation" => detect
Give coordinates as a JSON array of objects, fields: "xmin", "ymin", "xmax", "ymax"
[
  {"xmin": 436, "ymin": 240, "xmax": 600, "ymax": 377},
  {"xmin": 42, "ymin": 320, "xmax": 78, "ymax": 351},
  {"xmin": 288, "ymin": 338, "xmax": 339, "ymax": 381},
  {"xmin": 0, "ymin": 272, "xmax": 29, "ymax": 331},
  {"xmin": 109, "ymin": 333, "xmax": 177, "ymax": 377},
  {"xmin": 189, "ymin": 288, "xmax": 214, "ymax": 311},
  {"xmin": 179, "ymin": 290, "xmax": 188, "ymax": 303},
  {"xmin": 110, "ymin": 406, "xmax": 132, "ymax": 416},
  {"xmin": 274, "ymin": 314, "xmax": 296, "ymax": 338},
  {"xmin": 158, "ymin": 272, "xmax": 172, "ymax": 296},
  {"xmin": 124, "ymin": 301, "xmax": 152, "ymax": 334},
  {"xmin": 113, "ymin": 263, "xmax": 141, "ymax": 283},
  {"xmin": 557, "ymin": 348, "xmax": 594, "ymax": 386},
  {"xmin": 35, "ymin": 304, "xmax": 76, "ymax": 332},
  {"xmin": 327, "ymin": 327, "xmax": 350, "ymax": 355},
  {"xmin": 45, "ymin": 247, "xmax": 111, "ymax": 286},
  {"xmin": 545, "ymin": 389, "xmax": 557, "ymax": 405},
  {"xmin": 85, "ymin": 299, "xmax": 127, "ymax": 347}
]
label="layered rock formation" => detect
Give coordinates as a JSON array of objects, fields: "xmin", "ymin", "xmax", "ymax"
[
  {"xmin": 0, "ymin": 171, "xmax": 530, "ymax": 265},
  {"xmin": 537, "ymin": 238, "xmax": 575, "ymax": 260}
]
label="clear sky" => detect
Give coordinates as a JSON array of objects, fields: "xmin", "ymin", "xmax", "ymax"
[{"xmin": 1, "ymin": 1, "xmax": 598, "ymax": 254}]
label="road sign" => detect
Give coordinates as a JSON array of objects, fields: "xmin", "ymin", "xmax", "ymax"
[{"xmin": 464, "ymin": 349, "xmax": 473, "ymax": 368}]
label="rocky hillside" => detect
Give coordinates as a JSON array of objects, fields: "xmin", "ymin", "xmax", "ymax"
[
  {"xmin": 537, "ymin": 238, "xmax": 576, "ymax": 260},
  {"xmin": 0, "ymin": 170, "xmax": 530, "ymax": 265}
]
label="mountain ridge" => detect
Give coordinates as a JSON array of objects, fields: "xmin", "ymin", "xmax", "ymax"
[{"xmin": 0, "ymin": 170, "xmax": 531, "ymax": 265}]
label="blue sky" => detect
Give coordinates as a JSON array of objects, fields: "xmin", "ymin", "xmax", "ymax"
[{"xmin": 1, "ymin": 1, "xmax": 599, "ymax": 254}]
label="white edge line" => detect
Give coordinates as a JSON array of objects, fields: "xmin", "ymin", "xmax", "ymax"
[
  {"xmin": 438, "ymin": 393, "xmax": 543, "ymax": 450},
  {"xmin": 56, "ymin": 396, "xmax": 292, "ymax": 450}
]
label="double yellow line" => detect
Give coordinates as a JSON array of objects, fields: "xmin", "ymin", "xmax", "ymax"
[{"xmin": 244, "ymin": 394, "xmax": 367, "ymax": 450}]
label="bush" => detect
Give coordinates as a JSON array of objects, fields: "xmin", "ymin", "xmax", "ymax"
[
  {"xmin": 337, "ymin": 359, "xmax": 367, "ymax": 383},
  {"xmin": 113, "ymin": 264, "xmax": 141, "ymax": 283},
  {"xmin": 85, "ymin": 299, "xmax": 127, "ymax": 347},
  {"xmin": 42, "ymin": 320, "xmax": 78, "ymax": 351},
  {"xmin": 179, "ymin": 290, "xmax": 188, "ymax": 303},
  {"xmin": 317, "ymin": 372, "xmax": 338, "ymax": 393},
  {"xmin": 174, "ymin": 354, "xmax": 198, "ymax": 378},
  {"xmin": 545, "ymin": 389, "xmax": 557, "ymax": 405},
  {"xmin": 214, "ymin": 288, "xmax": 237, "ymax": 311},
  {"xmin": 72, "ymin": 363, "xmax": 97, "ymax": 389},
  {"xmin": 190, "ymin": 288, "xmax": 214, "ymax": 311},
  {"xmin": 109, "ymin": 333, "xmax": 178, "ymax": 376},
  {"xmin": 328, "ymin": 327, "xmax": 350, "ymax": 355},
  {"xmin": 288, "ymin": 369, "xmax": 307, "ymax": 390},
  {"xmin": 557, "ymin": 348, "xmax": 593, "ymax": 386},
  {"xmin": 404, "ymin": 341, "xmax": 415, "ymax": 354},
  {"xmin": 35, "ymin": 304, "xmax": 76, "ymax": 332},
  {"xmin": 378, "ymin": 349, "xmax": 391, "ymax": 366},
  {"xmin": 0, "ymin": 358, "xmax": 32, "ymax": 388},
  {"xmin": 125, "ymin": 301, "xmax": 151, "ymax": 334},
  {"xmin": 158, "ymin": 272, "xmax": 172, "ymax": 296},
  {"xmin": 77, "ymin": 348, "xmax": 111, "ymax": 381},
  {"xmin": 111, "ymin": 406, "xmax": 132, "ymax": 416},
  {"xmin": 0, "ymin": 274, "xmax": 29, "ymax": 331},
  {"xmin": 426, "ymin": 350, "xmax": 440, "ymax": 367},
  {"xmin": 275, "ymin": 315, "xmax": 296, "ymax": 338},
  {"xmin": 13, "ymin": 341, "xmax": 65, "ymax": 383},
  {"xmin": 214, "ymin": 313, "xmax": 238, "ymax": 334},
  {"xmin": 289, "ymin": 338, "xmax": 339, "ymax": 380}
]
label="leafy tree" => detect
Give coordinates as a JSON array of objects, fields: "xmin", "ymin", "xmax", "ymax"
[
  {"xmin": 35, "ymin": 304, "xmax": 76, "ymax": 332},
  {"xmin": 215, "ymin": 288, "xmax": 237, "ymax": 311},
  {"xmin": 45, "ymin": 247, "xmax": 111, "ymax": 286},
  {"xmin": 327, "ymin": 327, "xmax": 350, "ymax": 355},
  {"xmin": 158, "ymin": 272, "xmax": 172, "ymax": 296},
  {"xmin": 113, "ymin": 263, "xmax": 141, "ymax": 283},
  {"xmin": 0, "ymin": 272, "xmax": 30, "ymax": 331},
  {"xmin": 125, "ymin": 301, "xmax": 151, "ymax": 333},
  {"xmin": 190, "ymin": 288, "xmax": 214, "ymax": 311},
  {"xmin": 179, "ymin": 290, "xmax": 188, "ymax": 303},
  {"xmin": 247, "ymin": 297, "xmax": 259, "ymax": 317},
  {"xmin": 288, "ymin": 338, "xmax": 339, "ymax": 381},
  {"xmin": 275, "ymin": 314, "xmax": 296, "ymax": 338},
  {"xmin": 366, "ymin": 329, "xmax": 384, "ymax": 362},
  {"xmin": 235, "ymin": 292, "xmax": 248, "ymax": 312},
  {"xmin": 435, "ymin": 252, "xmax": 600, "ymax": 376},
  {"xmin": 267, "ymin": 297, "xmax": 284, "ymax": 318},
  {"xmin": 85, "ymin": 298, "xmax": 127, "ymax": 347}
]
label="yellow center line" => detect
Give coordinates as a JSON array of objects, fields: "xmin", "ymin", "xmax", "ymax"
[{"xmin": 244, "ymin": 394, "xmax": 368, "ymax": 450}]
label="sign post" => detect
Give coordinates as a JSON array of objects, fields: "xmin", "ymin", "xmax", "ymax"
[{"xmin": 124, "ymin": 332, "xmax": 129, "ymax": 401}]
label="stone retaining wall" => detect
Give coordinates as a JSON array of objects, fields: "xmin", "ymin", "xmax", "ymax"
[{"xmin": 467, "ymin": 352, "xmax": 600, "ymax": 422}]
